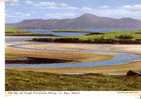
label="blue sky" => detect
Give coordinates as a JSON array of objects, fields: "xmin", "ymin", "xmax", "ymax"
[{"xmin": 6, "ymin": 0, "xmax": 141, "ymax": 23}]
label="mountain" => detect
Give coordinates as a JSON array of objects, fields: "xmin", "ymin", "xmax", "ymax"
[{"xmin": 8, "ymin": 13, "xmax": 141, "ymax": 29}]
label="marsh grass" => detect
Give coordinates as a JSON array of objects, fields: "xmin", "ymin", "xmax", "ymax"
[
  {"xmin": 6, "ymin": 69, "xmax": 141, "ymax": 91},
  {"xmin": 32, "ymin": 31, "xmax": 141, "ymax": 44}
]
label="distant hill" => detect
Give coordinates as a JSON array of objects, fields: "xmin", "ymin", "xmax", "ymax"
[{"xmin": 7, "ymin": 13, "xmax": 141, "ymax": 29}]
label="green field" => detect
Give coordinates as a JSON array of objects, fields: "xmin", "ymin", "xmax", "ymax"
[
  {"xmin": 32, "ymin": 30, "xmax": 141, "ymax": 44},
  {"xmin": 6, "ymin": 69, "xmax": 141, "ymax": 91}
]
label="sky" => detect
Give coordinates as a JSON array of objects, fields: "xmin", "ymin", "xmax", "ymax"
[{"xmin": 6, "ymin": 0, "xmax": 141, "ymax": 23}]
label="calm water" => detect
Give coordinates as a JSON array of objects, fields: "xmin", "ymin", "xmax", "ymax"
[
  {"xmin": 6, "ymin": 53, "xmax": 141, "ymax": 68},
  {"xmin": 23, "ymin": 28, "xmax": 130, "ymax": 36},
  {"xmin": 23, "ymin": 29, "xmax": 88, "ymax": 36},
  {"xmin": 6, "ymin": 36, "xmax": 141, "ymax": 68},
  {"xmin": 6, "ymin": 36, "xmax": 59, "ymax": 43}
]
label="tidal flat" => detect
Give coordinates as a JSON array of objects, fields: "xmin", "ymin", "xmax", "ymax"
[{"xmin": 5, "ymin": 29, "xmax": 141, "ymax": 91}]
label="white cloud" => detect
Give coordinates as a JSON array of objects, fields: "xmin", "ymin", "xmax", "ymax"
[
  {"xmin": 6, "ymin": 1, "xmax": 141, "ymax": 20},
  {"xmin": 24, "ymin": 0, "xmax": 33, "ymax": 5},
  {"xmin": 80, "ymin": 7, "xmax": 93, "ymax": 12},
  {"xmin": 6, "ymin": 0, "xmax": 19, "ymax": 6},
  {"xmin": 45, "ymin": 13, "xmax": 79, "ymax": 19},
  {"xmin": 78, "ymin": 5, "xmax": 141, "ymax": 19},
  {"xmin": 99, "ymin": 5, "xmax": 110, "ymax": 9},
  {"xmin": 6, "ymin": 0, "xmax": 18, "ymax": 3},
  {"xmin": 38, "ymin": 1, "xmax": 78, "ymax": 10},
  {"xmin": 123, "ymin": 4, "xmax": 141, "ymax": 12},
  {"xmin": 38, "ymin": 2, "xmax": 68, "ymax": 7},
  {"xmin": 7, "ymin": 12, "xmax": 31, "ymax": 18},
  {"xmin": 22, "ymin": 1, "xmax": 78, "ymax": 10}
]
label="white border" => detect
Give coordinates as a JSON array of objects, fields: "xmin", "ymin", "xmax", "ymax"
[
  {"xmin": 1, "ymin": 0, "xmax": 141, "ymax": 99},
  {"xmin": 4, "ymin": 91, "xmax": 141, "ymax": 99},
  {"xmin": 0, "ymin": 0, "xmax": 5, "ymax": 96}
]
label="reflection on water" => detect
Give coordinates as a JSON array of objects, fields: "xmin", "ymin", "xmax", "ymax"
[
  {"xmin": 23, "ymin": 29, "xmax": 88, "ymax": 36},
  {"xmin": 23, "ymin": 28, "xmax": 130, "ymax": 36},
  {"xmin": 6, "ymin": 36, "xmax": 141, "ymax": 68},
  {"xmin": 6, "ymin": 36, "xmax": 58, "ymax": 43},
  {"xmin": 6, "ymin": 53, "xmax": 141, "ymax": 68}
]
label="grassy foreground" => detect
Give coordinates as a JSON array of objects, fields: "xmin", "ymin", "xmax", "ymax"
[{"xmin": 6, "ymin": 69, "xmax": 141, "ymax": 91}]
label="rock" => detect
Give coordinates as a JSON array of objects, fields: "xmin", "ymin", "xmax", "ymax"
[{"xmin": 126, "ymin": 70, "xmax": 141, "ymax": 76}]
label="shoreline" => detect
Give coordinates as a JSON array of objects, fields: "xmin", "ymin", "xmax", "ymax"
[
  {"xmin": 6, "ymin": 41, "xmax": 141, "ymax": 74},
  {"xmin": 6, "ymin": 42, "xmax": 141, "ymax": 54},
  {"xmin": 6, "ymin": 60, "xmax": 141, "ymax": 74}
]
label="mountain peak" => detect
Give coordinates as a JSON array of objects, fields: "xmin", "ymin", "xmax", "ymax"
[
  {"xmin": 76, "ymin": 13, "xmax": 99, "ymax": 21},
  {"xmin": 80, "ymin": 13, "xmax": 98, "ymax": 18},
  {"xmin": 9, "ymin": 13, "xmax": 141, "ymax": 29}
]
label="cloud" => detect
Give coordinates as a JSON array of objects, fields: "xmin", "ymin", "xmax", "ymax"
[
  {"xmin": 123, "ymin": 4, "xmax": 141, "ymax": 12},
  {"xmin": 80, "ymin": 7, "xmax": 93, "ymax": 12},
  {"xmin": 6, "ymin": 0, "xmax": 19, "ymax": 6},
  {"xmin": 24, "ymin": 1, "xmax": 78, "ymax": 10},
  {"xmin": 7, "ymin": 12, "xmax": 31, "ymax": 18},
  {"xmin": 24, "ymin": 0, "xmax": 33, "ymax": 5},
  {"xmin": 99, "ymin": 5, "xmax": 110, "ymax": 9},
  {"xmin": 6, "ymin": 0, "xmax": 19, "ymax": 3},
  {"xmin": 38, "ymin": 2, "xmax": 68, "ymax": 7},
  {"xmin": 38, "ymin": 2, "xmax": 77, "ymax": 10},
  {"xmin": 6, "ymin": 1, "xmax": 141, "ymax": 21},
  {"xmin": 45, "ymin": 13, "xmax": 79, "ymax": 19},
  {"xmin": 78, "ymin": 5, "xmax": 141, "ymax": 19}
]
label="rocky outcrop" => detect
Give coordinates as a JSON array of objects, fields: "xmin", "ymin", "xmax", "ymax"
[{"xmin": 126, "ymin": 70, "xmax": 141, "ymax": 76}]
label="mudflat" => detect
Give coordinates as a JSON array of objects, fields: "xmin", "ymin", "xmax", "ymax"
[
  {"xmin": 7, "ymin": 61, "xmax": 141, "ymax": 74},
  {"xmin": 6, "ymin": 43, "xmax": 141, "ymax": 74}
]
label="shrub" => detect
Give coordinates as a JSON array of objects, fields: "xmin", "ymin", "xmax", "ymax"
[
  {"xmin": 86, "ymin": 32, "xmax": 104, "ymax": 36},
  {"xmin": 116, "ymin": 34, "xmax": 133, "ymax": 39}
]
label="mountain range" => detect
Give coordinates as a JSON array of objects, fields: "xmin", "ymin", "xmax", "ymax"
[{"xmin": 7, "ymin": 13, "xmax": 141, "ymax": 29}]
